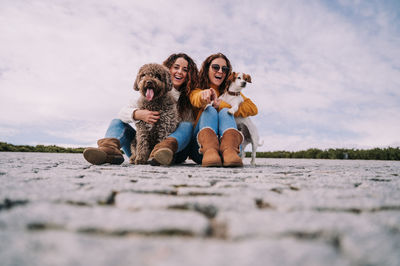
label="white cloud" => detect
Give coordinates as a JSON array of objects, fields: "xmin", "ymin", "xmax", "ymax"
[
  {"xmin": 0, "ymin": 126, "xmax": 20, "ymax": 138},
  {"xmin": 0, "ymin": 0, "xmax": 399, "ymax": 150}
]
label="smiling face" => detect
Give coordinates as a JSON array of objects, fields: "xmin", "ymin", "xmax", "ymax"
[
  {"xmin": 170, "ymin": 57, "xmax": 188, "ymax": 89},
  {"xmin": 208, "ymin": 57, "xmax": 228, "ymax": 88}
]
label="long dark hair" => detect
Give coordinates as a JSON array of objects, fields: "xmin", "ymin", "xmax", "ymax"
[
  {"xmin": 198, "ymin": 52, "xmax": 232, "ymax": 95},
  {"xmin": 163, "ymin": 53, "xmax": 198, "ymax": 117}
]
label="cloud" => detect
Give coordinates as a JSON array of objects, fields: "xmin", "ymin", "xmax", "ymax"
[{"xmin": 0, "ymin": 0, "xmax": 399, "ymax": 150}]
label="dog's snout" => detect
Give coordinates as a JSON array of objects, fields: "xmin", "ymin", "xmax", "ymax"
[
  {"xmin": 145, "ymin": 79, "xmax": 155, "ymax": 87},
  {"xmin": 241, "ymin": 81, "xmax": 247, "ymax": 87}
]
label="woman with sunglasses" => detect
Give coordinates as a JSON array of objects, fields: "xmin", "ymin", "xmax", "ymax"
[
  {"xmin": 83, "ymin": 53, "xmax": 198, "ymax": 166},
  {"xmin": 189, "ymin": 53, "xmax": 258, "ymax": 167}
]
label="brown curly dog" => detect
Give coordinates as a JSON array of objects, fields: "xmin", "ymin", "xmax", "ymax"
[{"xmin": 130, "ymin": 63, "xmax": 179, "ymax": 164}]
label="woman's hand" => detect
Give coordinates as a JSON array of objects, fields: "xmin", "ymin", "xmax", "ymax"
[
  {"xmin": 212, "ymin": 98, "xmax": 221, "ymax": 109},
  {"xmin": 201, "ymin": 88, "xmax": 219, "ymax": 106},
  {"xmin": 133, "ymin": 109, "xmax": 160, "ymax": 124},
  {"xmin": 201, "ymin": 89, "xmax": 216, "ymax": 104}
]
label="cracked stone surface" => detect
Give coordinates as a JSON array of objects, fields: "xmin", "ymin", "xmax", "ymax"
[{"xmin": 1, "ymin": 152, "xmax": 400, "ymax": 266}]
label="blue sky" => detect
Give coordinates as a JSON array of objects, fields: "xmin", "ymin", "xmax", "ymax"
[{"xmin": 1, "ymin": 0, "xmax": 399, "ymax": 151}]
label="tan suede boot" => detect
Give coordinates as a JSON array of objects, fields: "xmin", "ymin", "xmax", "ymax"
[
  {"xmin": 148, "ymin": 137, "xmax": 178, "ymax": 166},
  {"xmin": 83, "ymin": 138, "xmax": 124, "ymax": 165},
  {"xmin": 198, "ymin": 128, "xmax": 222, "ymax": 167},
  {"xmin": 220, "ymin": 129, "xmax": 244, "ymax": 167}
]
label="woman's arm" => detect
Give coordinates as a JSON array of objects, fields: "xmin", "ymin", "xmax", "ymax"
[
  {"xmin": 118, "ymin": 98, "xmax": 138, "ymax": 123},
  {"xmin": 218, "ymin": 100, "xmax": 231, "ymax": 110},
  {"xmin": 233, "ymin": 94, "xmax": 258, "ymax": 118},
  {"xmin": 118, "ymin": 98, "xmax": 160, "ymax": 124},
  {"xmin": 190, "ymin": 88, "xmax": 209, "ymax": 108}
]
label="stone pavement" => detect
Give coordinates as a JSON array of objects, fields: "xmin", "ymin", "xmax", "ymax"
[{"xmin": 0, "ymin": 152, "xmax": 400, "ymax": 266}]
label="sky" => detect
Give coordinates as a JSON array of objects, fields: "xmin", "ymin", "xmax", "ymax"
[{"xmin": 1, "ymin": 0, "xmax": 400, "ymax": 151}]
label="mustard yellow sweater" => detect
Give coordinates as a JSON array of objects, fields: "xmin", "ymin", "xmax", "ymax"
[{"xmin": 189, "ymin": 88, "xmax": 258, "ymax": 126}]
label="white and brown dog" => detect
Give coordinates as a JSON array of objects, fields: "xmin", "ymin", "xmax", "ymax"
[{"xmin": 219, "ymin": 72, "xmax": 263, "ymax": 165}]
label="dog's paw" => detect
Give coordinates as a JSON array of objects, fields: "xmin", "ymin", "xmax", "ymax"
[
  {"xmin": 134, "ymin": 158, "xmax": 148, "ymax": 165},
  {"xmin": 129, "ymin": 155, "xmax": 136, "ymax": 164},
  {"xmin": 228, "ymin": 109, "xmax": 235, "ymax": 115}
]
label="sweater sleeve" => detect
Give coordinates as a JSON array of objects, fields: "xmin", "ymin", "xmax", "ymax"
[
  {"xmin": 218, "ymin": 100, "xmax": 231, "ymax": 111},
  {"xmin": 189, "ymin": 88, "xmax": 207, "ymax": 108},
  {"xmin": 233, "ymin": 93, "xmax": 258, "ymax": 118},
  {"xmin": 117, "ymin": 97, "xmax": 138, "ymax": 123}
]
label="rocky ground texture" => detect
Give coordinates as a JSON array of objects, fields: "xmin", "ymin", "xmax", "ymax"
[{"xmin": 0, "ymin": 152, "xmax": 400, "ymax": 266}]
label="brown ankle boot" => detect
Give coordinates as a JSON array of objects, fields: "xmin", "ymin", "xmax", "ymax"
[
  {"xmin": 149, "ymin": 137, "xmax": 178, "ymax": 166},
  {"xmin": 83, "ymin": 138, "xmax": 124, "ymax": 165},
  {"xmin": 220, "ymin": 129, "xmax": 243, "ymax": 167},
  {"xmin": 197, "ymin": 128, "xmax": 222, "ymax": 167}
]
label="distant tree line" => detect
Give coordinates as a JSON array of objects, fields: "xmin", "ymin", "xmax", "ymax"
[
  {"xmin": 248, "ymin": 147, "xmax": 400, "ymax": 161},
  {"xmin": 1, "ymin": 141, "xmax": 399, "ymax": 160},
  {"xmin": 0, "ymin": 142, "xmax": 84, "ymax": 153}
]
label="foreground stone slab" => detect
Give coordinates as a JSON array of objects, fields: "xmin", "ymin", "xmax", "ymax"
[{"xmin": 0, "ymin": 152, "xmax": 399, "ymax": 266}]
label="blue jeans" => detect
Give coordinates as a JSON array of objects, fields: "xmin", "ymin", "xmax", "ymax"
[
  {"xmin": 169, "ymin": 121, "xmax": 193, "ymax": 152},
  {"xmin": 105, "ymin": 119, "xmax": 193, "ymax": 162},
  {"xmin": 105, "ymin": 119, "xmax": 136, "ymax": 158},
  {"xmin": 189, "ymin": 106, "xmax": 237, "ymax": 164}
]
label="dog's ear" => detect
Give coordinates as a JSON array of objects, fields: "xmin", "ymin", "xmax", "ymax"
[
  {"xmin": 228, "ymin": 72, "xmax": 236, "ymax": 82},
  {"xmin": 133, "ymin": 65, "xmax": 144, "ymax": 91},
  {"xmin": 243, "ymin": 73, "xmax": 252, "ymax": 83},
  {"xmin": 133, "ymin": 76, "xmax": 140, "ymax": 91},
  {"xmin": 225, "ymin": 72, "xmax": 235, "ymax": 90}
]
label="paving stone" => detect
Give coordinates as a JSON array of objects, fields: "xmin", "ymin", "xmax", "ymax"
[
  {"xmin": 0, "ymin": 152, "xmax": 399, "ymax": 266},
  {"xmin": 0, "ymin": 230, "xmax": 352, "ymax": 266}
]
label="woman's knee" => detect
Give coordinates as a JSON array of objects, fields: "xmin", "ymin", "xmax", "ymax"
[
  {"xmin": 218, "ymin": 108, "xmax": 231, "ymax": 118},
  {"xmin": 109, "ymin": 118, "xmax": 125, "ymax": 127},
  {"xmin": 198, "ymin": 106, "xmax": 219, "ymax": 134},
  {"xmin": 218, "ymin": 108, "xmax": 237, "ymax": 135},
  {"xmin": 107, "ymin": 119, "xmax": 136, "ymax": 143},
  {"xmin": 203, "ymin": 105, "xmax": 218, "ymax": 117},
  {"xmin": 219, "ymin": 108, "xmax": 229, "ymax": 114}
]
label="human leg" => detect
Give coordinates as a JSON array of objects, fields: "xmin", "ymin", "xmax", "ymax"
[
  {"xmin": 83, "ymin": 119, "xmax": 135, "ymax": 165},
  {"xmin": 218, "ymin": 108, "xmax": 243, "ymax": 167},
  {"xmin": 169, "ymin": 121, "xmax": 193, "ymax": 152},
  {"xmin": 104, "ymin": 119, "xmax": 136, "ymax": 157},
  {"xmin": 195, "ymin": 106, "xmax": 222, "ymax": 167},
  {"xmin": 174, "ymin": 139, "xmax": 193, "ymax": 164},
  {"xmin": 217, "ymin": 108, "xmax": 237, "ymax": 136},
  {"xmin": 188, "ymin": 133, "xmax": 202, "ymax": 164},
  {"xmin": 195, "ymin": 105, "xmax": 218, "ymax": 136},
  {"xmin": 149, "ymin": 121, "xmax": 193, "ymax": 165}
]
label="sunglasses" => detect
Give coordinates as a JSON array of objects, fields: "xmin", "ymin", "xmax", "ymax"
[{"xmin": 211, "ymin": 64, "xmax": 229, "ymax": 74}]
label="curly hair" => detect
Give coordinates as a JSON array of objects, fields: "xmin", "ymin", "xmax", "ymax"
[
  {"xmin": 198, "ymin": 52, "xmax": 232, "ymax": 95},
  {"xmin": 163, "ymin": 53, "xmax": 199, "ymax": 118}
]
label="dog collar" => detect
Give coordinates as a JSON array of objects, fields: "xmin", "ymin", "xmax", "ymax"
[{"xmin": 227, "ymin": 91, "xmax": 241, "ymax": 96}]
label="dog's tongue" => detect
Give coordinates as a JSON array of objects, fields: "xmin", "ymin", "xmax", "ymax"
[{"xmin": 146, "ymin": 89, "xmax": 154, "ymax": 101}]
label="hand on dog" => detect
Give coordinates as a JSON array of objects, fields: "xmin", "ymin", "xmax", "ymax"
[{"xmin": 134, "ymin": 109, "xmax": 160, "ymax": 124}]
